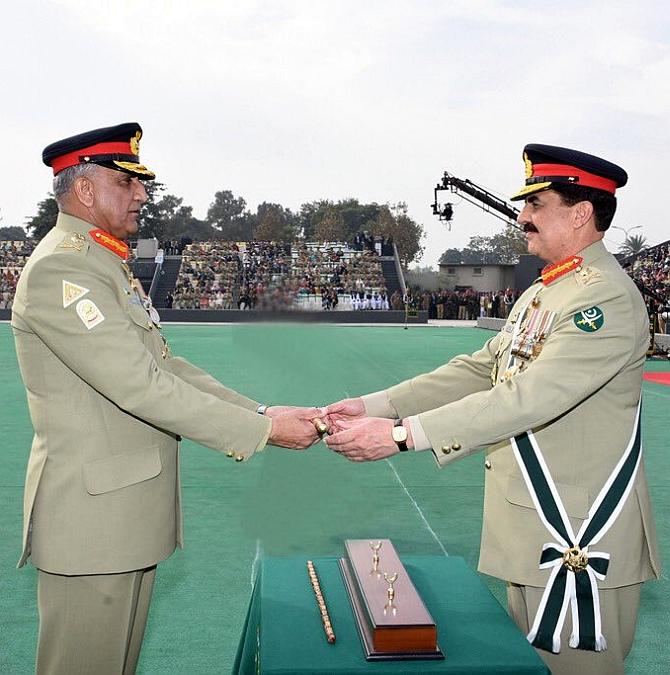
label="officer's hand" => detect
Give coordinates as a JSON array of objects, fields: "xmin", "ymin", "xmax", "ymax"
[
  {"xmin": 268, "ymin": 407, "xmax": 326, "ymax": 449},
  {"xmin": 321, "ymin": 397, "xmax": 366, "ymax": 426},
  {"xmin": 325, "ymin": 417, "xmax": 407, "ymax": 462},
  {"xmin": 265, "ymin": 405, "xmax": 324, "ymax": 419}
]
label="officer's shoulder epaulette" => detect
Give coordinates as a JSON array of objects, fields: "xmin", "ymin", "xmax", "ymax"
[
  {"xmin": 574, "ymin": 265, "xmax": 603, "ymax": 287},
  {"xmin": 55, "ymin": 232, "xmax": 90, "ymax": 256}
]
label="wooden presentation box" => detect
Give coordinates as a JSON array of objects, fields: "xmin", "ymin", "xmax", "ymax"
[{"xmin": 339, "ymin": 539, "xmax": 444, "ymax": 661}]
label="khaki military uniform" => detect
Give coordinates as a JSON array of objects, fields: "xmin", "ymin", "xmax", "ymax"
[
  {"xmin": 12, "ymin": 213, "xmax": 271, "ymax": 671},
  {"xmin": 365, "ymin": 240, "xmax": 660, "ymax": 672}
]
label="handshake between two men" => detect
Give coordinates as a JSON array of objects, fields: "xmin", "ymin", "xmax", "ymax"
[{"xmin": 265, "ymin": 398, "xmax": 413, "ymax": 461}]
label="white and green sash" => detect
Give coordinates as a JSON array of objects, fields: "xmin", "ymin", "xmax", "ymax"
[{"xmin": 510, "ymin": 402, "xmax": 642, "ymax": 653}]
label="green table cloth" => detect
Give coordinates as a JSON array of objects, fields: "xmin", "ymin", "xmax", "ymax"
[{"xmin": 234, "ymin": 555, "xmax": 549, "ymax": 674}]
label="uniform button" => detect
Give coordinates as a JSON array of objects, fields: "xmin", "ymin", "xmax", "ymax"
[
  {"xmin": 146, "ymin": 321, "xmax": 153, "ymax": 329},
  {"xmin": 441, "ymin": 445, "xmax": 451, "ymax": 454},
  {"xmin": 226, "ymin": 450, "xmax": 235, "ymax": 458},
  {"xmin": 235, "ymin": 454, "xmax": 244, "ymax": 462},
  {"xmin": 451, "ymin": 443, "xmax": 461, "ymax": 451},
  {"xmin": 485, "ymin": 460, "xmax": 492, "ymax": 470}
]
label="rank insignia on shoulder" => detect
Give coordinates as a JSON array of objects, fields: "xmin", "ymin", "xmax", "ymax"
[
  {"xmin": 574, "ymin": 306, "xmax": 604, "ymax": 332},
  {"xmin": 57, "ymin": 232, "xmax": 86, "ymax": 252},
  {"xmin": 62, "ymin": 280, "xmax": 90, "ymax": 308},
  {"xmin": 76, "ymin": 299, "xmax": 105, "ymax": 330},
  {"xmin": 575, "ymin": 266, "xmax": 601, "ymax": 285}
]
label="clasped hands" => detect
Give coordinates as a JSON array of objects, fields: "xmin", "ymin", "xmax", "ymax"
[{"xmin": 266, "ymin": 398, "xmax": 413, "ymax": 462}]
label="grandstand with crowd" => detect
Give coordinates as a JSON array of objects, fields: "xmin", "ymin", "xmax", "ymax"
[{"xmin": 1, "ymin": 234, "xmax": 669, "ymax": 345}]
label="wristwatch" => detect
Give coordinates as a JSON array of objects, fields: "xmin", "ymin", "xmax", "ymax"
[{"xmin": 392, "ymin": 419, "xmax": 409, "ymax": 452}]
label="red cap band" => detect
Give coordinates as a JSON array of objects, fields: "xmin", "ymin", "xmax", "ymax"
[
  {"xmin": 531, "ymin": 163, "xmax": 618, "ymax": 194},
  {"xmin": 51, "ymin": 141, "xmax": 134, "ymax": 175}
]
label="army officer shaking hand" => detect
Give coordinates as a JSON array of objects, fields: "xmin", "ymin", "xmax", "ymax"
[
  {"xmin": 11, "ymin": 122, "xmax": 323, "ymax": 675},
  {"xmin": 324, "ymin": 144, "xmax": 661, "ymax": 675}
]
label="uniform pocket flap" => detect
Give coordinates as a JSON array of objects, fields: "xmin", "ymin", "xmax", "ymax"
[
  {"xmin": 84, "ymin": 445, "xmax": 162, "ymax": 495},
  {"xmin": 506, "ymin": 474, "xmax": 590, "ymax": 520}
]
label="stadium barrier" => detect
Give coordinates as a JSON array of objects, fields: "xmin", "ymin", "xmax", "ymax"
[
  {"xmin": 151, "ymin": 309, "xmax": 427, "ymax": 323},
  {"xmin": 1, "ymin": 307, "xmax": 424, "ymax": 323},
  {"xmin": 477, "ymin": 317, "xmax": 506, "ymax": 331}
]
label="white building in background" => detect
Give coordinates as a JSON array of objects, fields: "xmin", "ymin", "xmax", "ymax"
[{"xmin": 437, "ymin": 262, "xmax": 516, "ymax": 292}]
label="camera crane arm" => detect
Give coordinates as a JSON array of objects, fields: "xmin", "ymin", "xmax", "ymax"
[{"xmin": 431, "ymin": 170, "xmax": 522, "ymax": 231}]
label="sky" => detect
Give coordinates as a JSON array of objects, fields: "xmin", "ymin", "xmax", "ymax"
[{"xmin": 1, "ymin": 0, "xmax": 668, "ymax": 268}]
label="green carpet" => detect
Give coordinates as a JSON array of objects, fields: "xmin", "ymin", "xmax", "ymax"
[{"xmin": 0, "ymin": 323, "xmax": 667, "ymax": 673}]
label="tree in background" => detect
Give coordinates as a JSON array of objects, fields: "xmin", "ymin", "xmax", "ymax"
[
  {"xmin": 619, "ymin": 233, "xmax": 647, "ymax": 256},
  {"xmin": 487, "ymin": 225, "xmax": 527, "ymax": 262},
  {"xmin": 297, "ymin": 200, "xmax": 326, "ymax": 240},
  {"xmin": 299, "ymin": 198, "xmax": 380, "ymax": 242},
  {"xmin": 23, "ymin": 186, "xmax": 425, "ymax": 258},
  {"xmin": 138, "ymin": 182, "xmax": 180, "ymax": 240},
  {"xmin": 26, "ymin": 195, "xmax": 59, "ymax": 241},
  {"xmin": 253, "ymin": 202, "xmax": 297, "ymax": 241},
  {"xmin": 439, "ymin": 225, "xmax": 526, "ymax": 265},
  {"xmin": 337, "ymin": 198, "xmax": 380, "ymax": 240},
  {"xmin": 314, "ymin": 207, "xmax": 347, "ymax": 242},
  {"xmin": 206, "ymin": 190, "xmax": 251, "ymax": 241},
  {"xmin": 372, "ymin": 202, "xmax": 425, "ymax": 267},
  {"xmin": 439, "ymin": 248, "xmax": 462, "ymax": 264},
  {"xmin": 168, "ymin": 205, "xmax": 213, "ymax": 241},
  {"xmin": 138, "ymin": 182, "xmax": 217, "ymax": 241},
  {"xmin": 0, "ymin": 226, "xmax": 27, "ymax": 240}
]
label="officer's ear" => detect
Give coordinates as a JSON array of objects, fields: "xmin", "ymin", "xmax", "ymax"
[
  {"xmin": 72, "ymin": 174, "xmax": 96, "ymax": 208},
  {"xmin": 573, "ymin": 200, "xmax": 594, "ymax": 230}
]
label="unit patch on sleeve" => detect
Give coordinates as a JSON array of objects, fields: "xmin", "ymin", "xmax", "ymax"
[
  {"xmin": 62, "ymin": 280, "xmax": 90, "ymax": 308},
  {"xmin": 76, "ymin": 299, "xmax": 105, "ymax": 330},
  {"xmin": 574, "ymin": 306, "xmax": 604, "ymax": 332}
]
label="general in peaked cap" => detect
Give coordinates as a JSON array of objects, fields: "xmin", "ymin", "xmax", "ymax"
[
  {"xmin": 510, "ymin": 144, "xmax": 627, "ymax": 201},
  {"xmin": 42, "ymin": 121, "xmax": 156, "ymax": 179}
]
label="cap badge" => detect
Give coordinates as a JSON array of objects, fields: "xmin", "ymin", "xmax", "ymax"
[
  {"xmin": 130, "ymin": 130, "xmax": 141, "ymax": 156},
  {"xmin": 524, "ymin": 152, "xmax": 533, "ymax": 179}
]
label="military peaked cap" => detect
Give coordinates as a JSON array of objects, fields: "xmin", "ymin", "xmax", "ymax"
[
  {"xmin": 510, "ymin": 144, "xmax": 627, "ymax": 201},
  {"xmin": 42, "ymin": 122, "xmax": 155, "ymax": 179}
]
